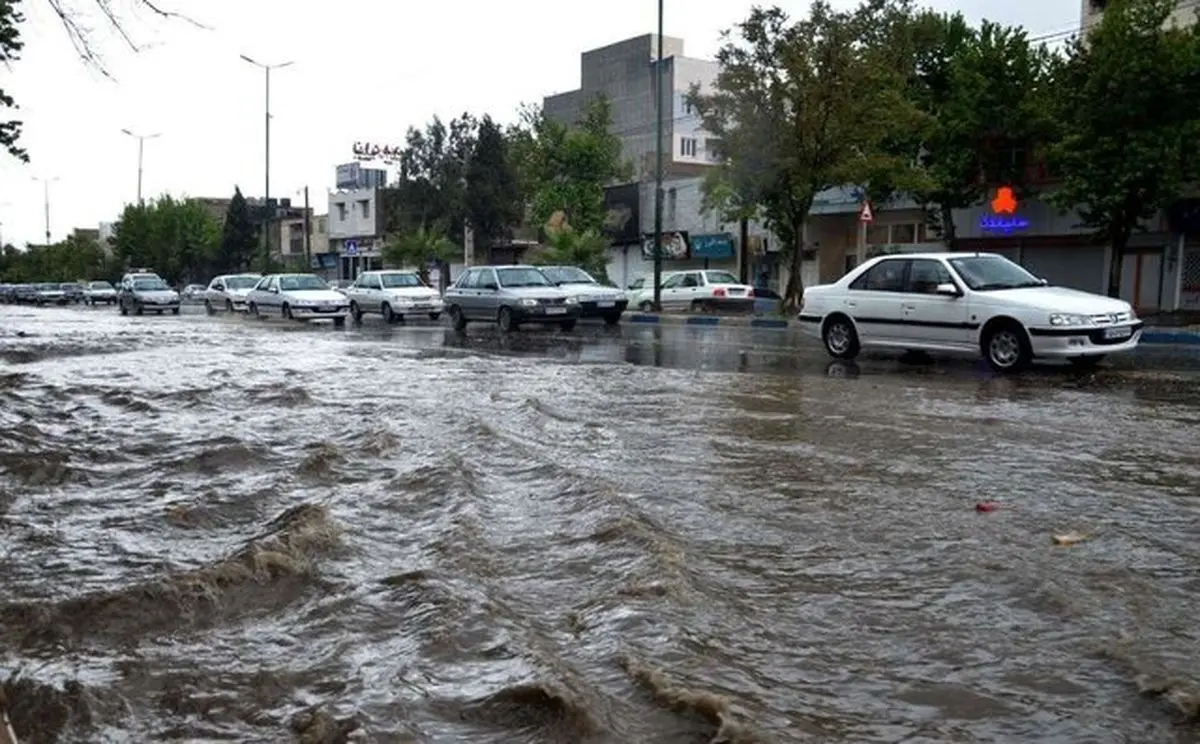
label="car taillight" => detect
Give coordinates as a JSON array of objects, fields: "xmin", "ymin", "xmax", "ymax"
[
  {"xmin": 747, "ymin": 288, "xmax": 755, "ymax": 298},
  {"xmin": 713, "ymin": 288, "xmax": 726, "ymax": 297}
]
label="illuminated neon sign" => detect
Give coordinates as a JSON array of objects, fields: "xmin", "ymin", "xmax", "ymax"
[{"xmin": 979, "ymin": 186, "xmax": 1030, "ymax": 234}]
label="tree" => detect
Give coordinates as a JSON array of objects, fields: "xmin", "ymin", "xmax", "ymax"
[
  {"xmin": 219, "ymin": 187, "xmax": 258, "ymax": 273},
  {"xmin": 1, "ymin": 1, "xmax": 200, "ymax": 162},
  {"xmin": 465, "ymin": 115, "xmax": 522, "ymax": 249},
  {"xmin": 0, "ymin": 233, "xmax": 117, "ymax": 282},
  {"xmin": 693, "ymin": 1, "xmax": 926, "ymax": 310},
  {"xmin": 529, "ymin": 211, "xmax": 611, "ymax": 281},
  {"xmin": 891, "ymin": 13, "xmax": 1054, "ymax": 246},
  {"xmin": 380, "ymin": 114, "xmax": 477, "ymax": 249},
  {"xmin": 511, "ymin": 97, "xmax": 631, "ymax": 234},
  {"xmin": 1047, "ymin": 0, "xmax": 1200, "ymax": 297},
  {"xmin": 381, "ymin": 223, "xmax": 461, "ymax": 290},
  {"xmin": 112, "ymin": 195, "xmax": 220, "ymax": 283}
]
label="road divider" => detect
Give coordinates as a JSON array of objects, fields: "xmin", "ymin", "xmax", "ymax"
[{"xmin": 627, "ymin": 312, "xmax": 1200, "ymax": 344}]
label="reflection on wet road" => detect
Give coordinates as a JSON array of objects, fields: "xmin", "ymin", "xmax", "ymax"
[{"xmin": 1, "ymin": 304, "xmax": 1198, "ymax": 743}]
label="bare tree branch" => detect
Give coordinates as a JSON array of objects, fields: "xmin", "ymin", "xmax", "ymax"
[{"xmin": 44, "ymin": 0, "xmax": 209, "ymax": 78}]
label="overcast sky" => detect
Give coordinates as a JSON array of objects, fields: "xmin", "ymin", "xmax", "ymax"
[{"xmin": 0, "ymin": 0, "xmax": 1081, "ymax": 247}]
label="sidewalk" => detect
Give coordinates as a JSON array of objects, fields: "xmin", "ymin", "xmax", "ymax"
[{"xmin": 625, "ymin": 313, "xmax": 1200, "ymax": 345}]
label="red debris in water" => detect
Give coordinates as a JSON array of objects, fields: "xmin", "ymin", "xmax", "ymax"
[{"xmin": 975, "ymin": 501, "xmax": 999, "ymax": 512}]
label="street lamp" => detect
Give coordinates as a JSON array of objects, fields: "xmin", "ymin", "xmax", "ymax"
[
  {"xmin": 32, "ymin": 176, "xmax": 60, "ymax": 245},
  {"xmin": 652, "ymin": 0, "xmax": 665, "ymax": 310},
  {"xmin": 241, "ymin": 54, "xmax": 294, "ymax": 268},
  {"xmin": 120, "ymin": 128, "xmax": 161, "ymax": 204}
]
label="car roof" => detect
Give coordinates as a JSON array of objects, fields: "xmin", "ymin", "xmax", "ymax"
[
  {"xmin": 866, "ymin": 251, "xmax": 1003, "ymax": 262},
  {"xmin": 375, "ymin": 269, "xmax": 418, "ymax": 273},
  {"xmin": 470, "ymin": 264, "xmax": 538, "ymax": 270}
]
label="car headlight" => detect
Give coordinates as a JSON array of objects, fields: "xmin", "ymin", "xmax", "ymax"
[
  {"xmin": 519, "ymin": 298, "xmax": 539, "ymax": 307},
  {"xmin": 1048, "ymin": 313, "xmax": 1091, "ymax": 326},
  {"xmin": 564, "ymin": 296, "xmax": 578, "ymax": 305}
]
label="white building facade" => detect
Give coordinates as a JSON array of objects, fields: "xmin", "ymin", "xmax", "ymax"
[{"xmin": 327, "ymin": 187, "xmax": 382, "ymax": 280}]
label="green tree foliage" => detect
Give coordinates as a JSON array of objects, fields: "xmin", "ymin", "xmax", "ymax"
[
  {"xmin": 219, "ymin": 187, "xmax": 258, "ymax": 273},
  {"xmin": 510, "ymin": 97, "xmax": 631, "ymax": 233},
  {"xmin": 0, "ymin": 233, "xmax": 118, "ymax": 281},
  {"xmin": 465, "ymin": 115, "xmax": 522, "ymax": 248},
  {"xmin": 380, "ymin": 115, "xmax": 476, "ymax": 245},
  {"xmin": 528, "ymin": 212, "xmax": 611, "ymax": 280},
  {"xmin": 894, "ymin": 12, "xmax": 1053, "ymax": 246},
  {"xmin": 1047, "ymin": 0, "xmax": 1200, "ymax": 297},
  {"xmin": 381, "ymin": 223, "xmax": 460, "ymax": 288},
  {"xmin": 0, "ymin": 0, "xmax": 27, "ymax": 162},
  {"xmin": 112, "ymin": 195, "xmax": 221, "ymax": 283},
  {"xmin": 693, "ymin": 1, "xmax": 925, "ymax": 309}
]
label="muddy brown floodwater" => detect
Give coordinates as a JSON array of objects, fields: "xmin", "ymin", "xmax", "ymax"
[{"xmin": 1, "ymin": 305, "xmax": 1199, "ymax": 743}]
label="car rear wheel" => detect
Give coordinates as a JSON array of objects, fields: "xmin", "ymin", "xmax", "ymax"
[
  {"xmin": 498, "ymin": 306, "xmax": 517, "ymax": 333},
  {"xmin": 982, "ymin": 322, "xmax": 1032, "ymax": 374},
  {"xmin": 822, "ymin": 315, "xmax": 860, "ymax": 360}
]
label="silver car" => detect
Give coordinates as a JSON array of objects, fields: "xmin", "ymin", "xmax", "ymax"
[
  {"xmin": 537, "ymin": 265, "xmax": 628, "ymax": 325},
  {"xmin": 443, "ymin": 265, "xmax": 581, "ymax": 333},
  {"xmin": 204, "ymin": 273, "xmax": 262, "ymax": 313},
  {"xmin": 118, "ymin": 274, "xmax": 181, "ymax": 315},
  {"xmin": 83, "ymin": 280, "xmax": 117, "ymax": 305},
  {"xmin": 245, "ymin": 273, "xmax": 350, "ymax": 326},
  {"xmin": 344, "ymin": 270, "xmax": 444, "ymax": 324}
]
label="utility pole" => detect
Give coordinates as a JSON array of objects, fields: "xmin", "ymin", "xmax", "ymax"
[
  {"xmin": 652, "ymin": 0, "xmax": 665, "ymax": 310},
  {"xmin": 303, "ymin": 185, "xmax": 312, "ymax": 269},
  {"xmin": 120, "ymin": 129, "xmax": 160, "ymax": 203},
  {"xmin": 33, "ymin": 176, "xmax": 59, "ymax": 245},
  {"xmin": 241, "ymin": 54, "xmax": 294, "ymax": 270}
]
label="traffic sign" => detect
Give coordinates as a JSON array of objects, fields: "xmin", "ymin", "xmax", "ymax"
[
  {"xmin": 344, "ymin": 240, "xmax": 358, "ymax": 256},
  {"xmin": 859, "ymin": 202, "xmax": 874, "ymax": 222}
]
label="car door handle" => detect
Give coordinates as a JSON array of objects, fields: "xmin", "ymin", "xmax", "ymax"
[
  {"xmin": 902, "ymin": 304, "xmax": 916, "ymax": 310},
  {"xmin": 845, "ymin": 300, "xmax": 856, "ymax": 308}
]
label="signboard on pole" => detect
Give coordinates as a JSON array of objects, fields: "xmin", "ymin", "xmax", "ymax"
[{"xmin": 859, "ymin": 202, "xmax": 874, "ymax": 222}]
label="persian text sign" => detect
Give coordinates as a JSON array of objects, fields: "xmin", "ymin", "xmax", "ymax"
[
  {"xmin": 979, "ymin": 186, "xmax": 1030, "ymax": 235},
  {"xmin": 352, "ymin": 142, "xmax": 403, "ymax": 164}
]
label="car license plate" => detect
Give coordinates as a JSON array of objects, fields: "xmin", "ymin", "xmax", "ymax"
[
  {"xmin": 1104, "ymin": 325, "xmax": 1132, "ymax": 340},
  {"xmin": 597, "ymin": 300, "xmax": 615, "ymax": 308},
  {"xmin": 545, "ymin": 307, "xmax": 567, "ymax": 315}
]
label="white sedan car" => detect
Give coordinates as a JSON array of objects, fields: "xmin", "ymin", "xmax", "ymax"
[
  {"xmin": 799, "ymin": 252, "xmax": 1142, "ymax": 373},
  {"xmin": 343, "ymin": 269, "xmax": 443, "ymax": 323},
  {"xmin": 628, "ymin": 269, "xmax": 755, "ymax": 312},
  {"xmin": 204, "ymin": 273, "xmax": 262, "ymax": 313},
  {"xmin": 246, "ymin": 273, "xmax": 350, "ymax": 326}
]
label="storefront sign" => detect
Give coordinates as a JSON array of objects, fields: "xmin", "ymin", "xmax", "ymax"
[
  {"xmin": 979, "ymin": 186, "xmax": 1030, "ymax": 234},
  {"xmin": 690, "ymin": 232, "xmax": 735, "ymax": 259},
  {"xmin": 352, "ymin": 142, "xmax": 403, "ymax": 164}
]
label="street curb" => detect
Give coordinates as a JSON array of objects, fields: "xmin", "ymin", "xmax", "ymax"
[{"xmin": 628, "ymin": 312, "xmax": 1200, "ymax": 345}]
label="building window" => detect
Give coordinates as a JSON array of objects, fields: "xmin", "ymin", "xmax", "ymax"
[
  {"xmin": 704, "ymin": 139, "xmax": 720, "ymax": 162},
  {"xmin": 668, "ymin": 188, "xmax": 677, "ymax": 222},
  {"xmin": 336, "ymin": 202, "xmax": 346, "ymax": 221},
  {"xmin": 358, "ymin": 200, "xmax": 370, "ymax": 219},
  {"xmin": 680, "ymin": 137, "xmax": 697, "ymax": 158},
  {"xmin": 317, "ymin": 218, "xmax": 326, "ymax": 233},
  {"xmin": 891, "ymin": 223, "xmax": 917, "ymax": 244}
]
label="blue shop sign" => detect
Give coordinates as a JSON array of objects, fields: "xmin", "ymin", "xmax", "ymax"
[{"xmin": 690, "ymin": 232, "xmax": 735, "ymax": 259}]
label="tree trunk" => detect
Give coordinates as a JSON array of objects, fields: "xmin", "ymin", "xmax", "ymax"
[
  {"xmin": 781, "ymin": 221, "xmax": 805, "ymax": 312},
  {"xmin": 939, "ymin": 204, "xmax": 958, "ymax": 251},
  {"xmin": 1106, "ymin": 233, "xmax": 1129, "ymax": 299}
]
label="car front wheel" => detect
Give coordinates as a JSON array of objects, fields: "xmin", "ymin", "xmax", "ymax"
[
  {"xmin": 449, "ymin": 306, "xmax": 467, "ymax": 331},
  {"xmin": 822, "ymin": 315, "xmax": 860, "ymax": 360},
  {"xmin": 982, "ymin": 322, "xmax": 1032, "ymax": 374},
  {"xmin": 497, "ymin": 307, "xmax": 517, "ymax": 333}
]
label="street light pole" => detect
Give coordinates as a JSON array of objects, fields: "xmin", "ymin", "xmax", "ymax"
[
  {"xmin": 120, "ymin": 129, "xmax": 160, "ymax": 204},
  {"xmin": 652, "ymin": 0, "xmax": 665, "ymax": 310},
  {"xmin": 33, "ymin": 176, "xmax": 59, "ymax": 245},
  {"xmin": 241, "ymin": 54, "xmax": 294, "ymax": 270}
]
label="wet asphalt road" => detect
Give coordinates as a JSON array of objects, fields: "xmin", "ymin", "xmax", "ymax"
[{"xmin": 1, "ymin": 303, "xmax": 1198, "ymax": 743}]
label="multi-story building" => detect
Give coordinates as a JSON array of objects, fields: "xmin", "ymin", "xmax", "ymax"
[
  {"xmin": 274, "ymin": 213, "xmax": 330, "ymax": 271},
  {"xmin": 543, "ymin": 34, "xmax": 718, "ymax": 181},
  {"xmin": 1081, "ymin": 0, "xmax": 1196, "ymax": 31},
  {"xmin": 327, "ymin": 187, "xmax": 382, "ymax": 279}
]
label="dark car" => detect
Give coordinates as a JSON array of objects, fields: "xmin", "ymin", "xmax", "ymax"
[{"xmin": 60, "ymin": 283, "xmax": 85, "ymax": 304}]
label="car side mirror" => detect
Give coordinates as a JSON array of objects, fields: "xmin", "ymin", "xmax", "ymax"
[
  {"xmin": 1038, "ymin": 277, "xmax": 1049, "ymax": 286},
  {"xmin": 935, "ymin": 283, "xmax": 960, "ymax": 297}
]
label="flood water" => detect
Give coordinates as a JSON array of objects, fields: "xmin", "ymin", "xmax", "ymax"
[{"xmin": 1, "ymin": 305, "xmax": 1198, "ymax": 743}]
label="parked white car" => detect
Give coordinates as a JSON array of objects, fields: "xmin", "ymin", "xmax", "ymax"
[
  {"xmin": 628, "ymin": 269, "xmax": 755, "ymax": 312},
  {"xmin": 204, "ymin": 273, "xmax": 262, "ymax": 313},
  {"xmin": 799, "ymin": 252, "xmax": 1143, "ymax": 373},
  {"xmin": 83, "ymin": 280, "xmax": 117, "ymax": 305},
  {"xmin": 537, "ymin": 265, "xmax": 627, "ymax": 325},
  {"xmin": 245, "ymin": 273, "xmax": 350, "ymax": 326},
  {"xmin": 343, "ymin": 270, "xmax": 443, "ymax": 323}
]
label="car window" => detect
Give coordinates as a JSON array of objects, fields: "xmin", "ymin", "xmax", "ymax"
[
  {"xmin": 496, "ymin": 267, "xmax": 549, "ymax": 287},
  {"xmin": 629, "ymin": 277, "xmax": 645, "ymax": 290},
  {"xmin": 679, "ymin": 273, "xmax": 701, "ymax": 288},
  {"xmin": 704, "ymin": 270, "xmax": 740, "ymax": 285},
  {"xmin": 904, "ymin": 260, "xmax": 953, "ymax": 294},
  {"xmin": 850, "ymin": 260, "xmax": 907, "ymax": 292},
  {"xmin": 661, "ymin": 274, "xmax": 685, "ymax": 289},
  {"xmin": 381, "ymin": 272, "xmax": 422, "ymax": 288}
]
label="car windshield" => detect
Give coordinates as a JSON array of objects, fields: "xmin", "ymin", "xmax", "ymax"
[
  {"xmin": 497, "ymin": 268, "xmax": 551, "ymax": 288},
  {"xmin": 134, "ymin": 278, "xmax": 168, "ymax": 291},
  {"xmin": 60, "ymin": 283, "xmax": 77, "ymax": 290},
  {"xmin": 225, "ymin": 276, "xmax": 260, "ymax": 289},
  {"xmin": 381, "ymin": 272, "xmax": 423, "ymax": 288},
  {"xmin": 88, "ymin": 281, "xmax": 113, "ymax": 289},
  {"xmin": 948, "ymin": 255, "xmax": 1044, "ymax": 291},
  {"xmin": 704, "ymin": 270, "xmax": 741, "ymax": 285},
  {"xmin": 278, "ymin": 275, "xmax": 328, "ymax": 291},
  {"xmin": 542, "ymin": 267, "xmax": 595, "ymax": 285}
]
